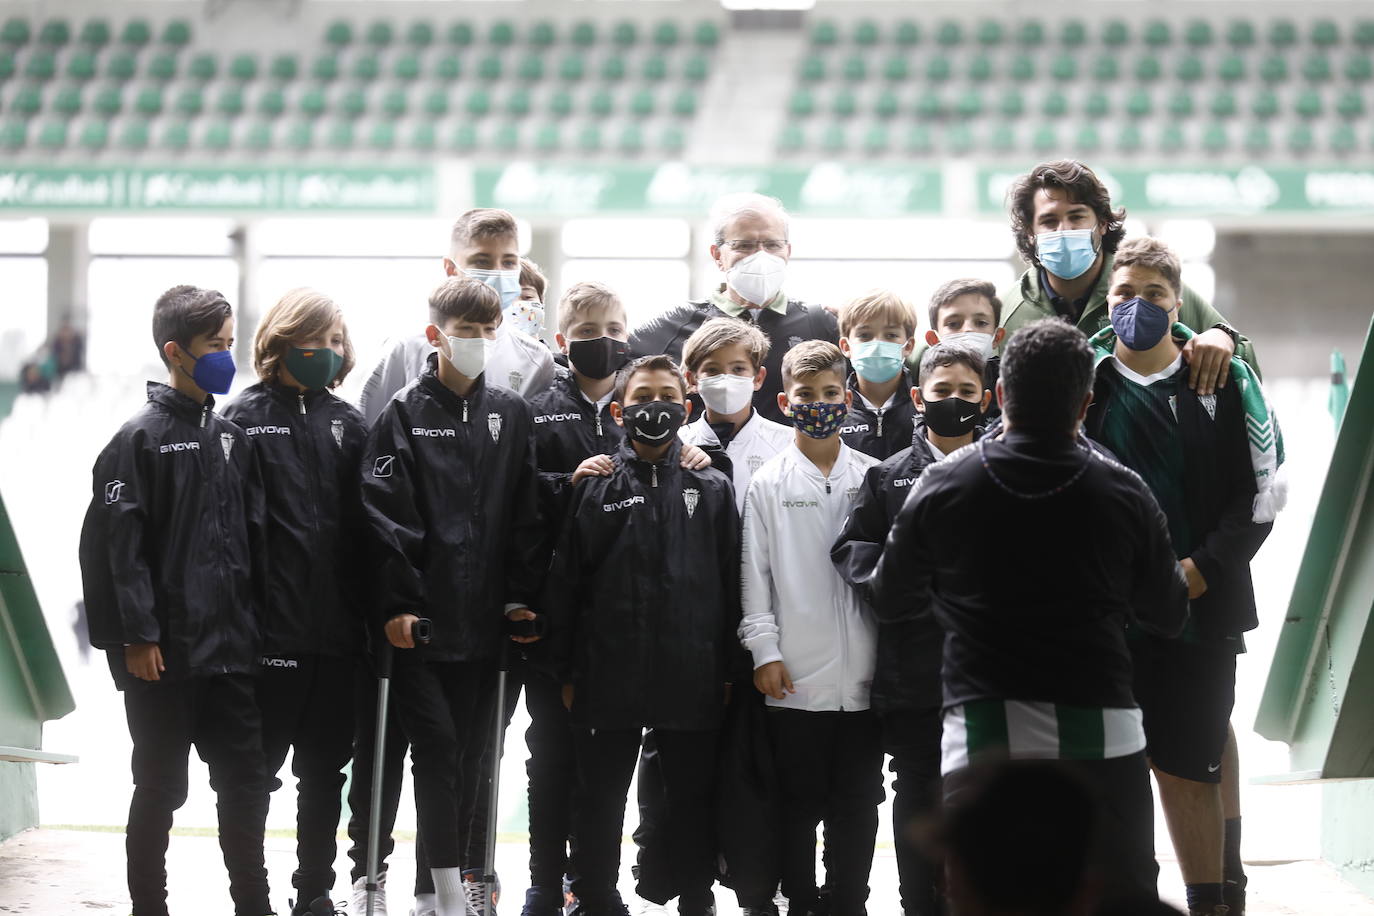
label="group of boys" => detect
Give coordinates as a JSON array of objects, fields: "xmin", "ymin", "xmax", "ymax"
[{"xmin": 79, "ymin": 191, "xmax": 1276, "ymax": 916}]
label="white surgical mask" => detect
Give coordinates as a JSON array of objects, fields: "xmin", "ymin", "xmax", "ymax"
[
  {"xmin": 443, "ymin": 335, "xmax": 490, "ymax": 378},
  {"xmin": 697, "ymin": 373, "xmax": 755, "ymax": 416},
  {"xmin": 944, "ymin": 331, "xmax": 996, "ymax": 360},
  {"xmin": 465, "ymin": 268, "xmax": 522, "ymax": 310},
  {"xmin": 726, "ymin": 251, "xmax": 787, "ymax": 307},
  {"xmin": 505, "ymin": 300, "xmax": 545, "ymax": 338}
]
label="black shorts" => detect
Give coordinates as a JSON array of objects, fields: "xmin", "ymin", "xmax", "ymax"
[{"xmin": 1131, "ymin": 634, "xmax": 1237, "ymax": 783}]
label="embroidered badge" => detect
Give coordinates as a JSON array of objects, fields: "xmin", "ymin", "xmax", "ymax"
[
  {"xmin": 488, "ymin": 412, "xmax": 502, "ymax": 444},
  {"xmin": 683, "ymin": 487, "xmax": 700, "ymax": 518},
  {"xmin": 331, "ymin": 418, "xmax": 344, "ymax": 448},
  {"xmin": 220, "ymin": 432, "xmax": 234, "ymax": 462}
]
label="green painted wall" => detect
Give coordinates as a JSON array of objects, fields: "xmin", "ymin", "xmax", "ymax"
[{"xmin": 1323, "ymin": 781, "xmax": 1374, "ymax": 898}]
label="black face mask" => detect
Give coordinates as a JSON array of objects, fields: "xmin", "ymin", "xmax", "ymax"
[
  {"xmin": 621, "ymin": 401, "xmax": 686, "ymax": 446},
  {"xmin": 567, "ymin": 336, "xmax": 630, "ymax": 380},
  {"xmin": 922, "ymin": 396, "xmax": 982, "ymax": 438}
]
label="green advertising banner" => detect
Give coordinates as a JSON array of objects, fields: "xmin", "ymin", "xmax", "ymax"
[
  {"xmin": 0, "ymin": 166, "xmax": 438, "ymax": 212},
  {"xmin": 472, "ymin": 163, "xmax": 943, "ymax": 216},
  {"xmin": 979, "ymin": 166, "xmax": 1374, "ymax": 215}
]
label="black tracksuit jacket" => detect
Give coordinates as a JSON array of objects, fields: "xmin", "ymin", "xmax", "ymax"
[
  {"xmin": 529, "ymin": 367, "xmax": 624, "ymax": 518},
  {"xmin": 839, "ymin": 370, "xmax": 919, "ymax": 460},
  {"xmin": 544, "ymin": 439, "xmax": 742, "ymax": 732},
  {"xmin": 79, "ymin": 382, "xmax": 267, "ymax": 689},
  {"xmin": 221, "ymin": 382, "xmax": 368, "ymax": 659},
  {"xmin": 359, "ymin": 354, "xmax": 544, "ymax": 661}
]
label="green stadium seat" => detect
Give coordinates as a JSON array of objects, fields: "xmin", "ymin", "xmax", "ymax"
[
  {"xmin": 1176, "ymin": 56, "xmax": 1204, "ymax": 81},
  {"xmin": 998, "ymin": 88, "xmax": 1024, "ymax": 117},
  {"xmin": 339, "ymin": 88, "xmax": 366, "ymax": 117},
  {"xmin": 1302, "ymin": 55, "xmax": 1331, "ymax": 81},
  {"xmin": 203, "ymin": 121, "xmax": 232, "ymax": 151},
  {"xmin": 106, "ymin": 50, "xmax": 136, "ymax": 80},
  {"xmin": 506, "ymin": 87, "xmax": 531, "ymax": 116},
  {"xmin": 1092, "ymin": 56, "xmax": 1119, "ymax": 81},
  {"xmin": 570, "ymin": 22, "xmax": 595, "ymax": 47},
  {"xmin": 175, "ymin": 87, "xmax": 203, "ymax": 116},
  {"xmin": 230, "ymin": 54, "xmax": 258, "ymax": 81},
  {"xmin": 1018, "ymin": 20, "xmax": 1045, "ymax": 46},
  {"xmin": 271, "ymin": 55, "xmax": 298, "ymax": 81},
  {"xmin": 916, "ymin": 90, "xmax": 943, "ymax": 117},
  {"xmin": 577, "ymin": 123, "xmax": 601, "ymax": 152},
  {"xmin": 630, "ymin": 88, "xmax": 654, "ymax": 117},
  {"xmin": 395, "ymin": 53, "xmax": 422, "ymax": 80},
  {"xmin": 946, "ymin": 124, "xmax": 974, "ymax": 154},
  {"xmin": 1287, "ymin": 124, "xmax": 1313, "ymax": 153},
  {"xmin": 464, "ymin": 88, "xmax": 489, "ymax": 116},
  {"xmin": 926, "ymin": 56, "xmax": 951, "ymax": 81},
  {"xmin": 1227, "ymin": 20, "xmax": 1255, "ymax": 47},
  {"xmin": 370, "ymin": 122, "xmax": 396, "ymax": 150},
  {"xmin": 1251, "ymin": 89, "xmax": 1279, "ymax": 117},
  {"xmin": 800, "ymin": 55, "xmax": 824, "ymax": 81},
  {"xmin": 684, "ymin": 54, "xmax": 709, "ymax": 82},
  {"xmin": 1159, "ymin": 124, "xmax": 1185, "ymax": 153},
  {"xmin": 1311, "ymin": 21, "xmax": 1339, "ymax": 46},
  {"xmin": 1295, "ymin": 88, "xmax": 1322, "ymax": 117},
  {"xmin": 1009, "ymin": 55, "xmax": 1034, "ymax": 80},
  {"xmin": 1117, "ymin": 123, "xmax": 1143, "ymax": 153},
  {"xmin": 148, "ymin": 53, "xmax": 176, "ymax": 81},
  {"xmin": 831, "ymin": 88, "xmax": 856, "ymax": 117},
  {"xmin": 448, "ymin": 23, "xmax": 474, "ymax": 47},
  {"xmin": 873, "ymin": 89, "xmax": 898, "ymax": 118},
  {"xmin": 135, "ymin": 86, "xmax": 163, "ymax": 116},
  {"xmin": 1075, "ymin": 124, "xmax": 1101, "ymax": 152},
  {"xmin": 119, "ymin": 119, "xmax": 148, "ymax": 150},
  {"xmin": 53, "ymin": 85, "xmax": 81, "ymax": 116},
  {"xmin": 217, "ymin": 85, "xmax": 244, "ymax": 115},
  {"xmin": 977, "ymin": 21, "xmax": 1004, "ymax": 46},
  {"xmin": 548, "ymin": 88, "xmax": 573, "ymax": 117},
  {"xmin": 286, "ymin": 122, "xmax": 313, "ymax": 150},
  {"xmin": 1083, "ymin": 90, "xmax": 1109, "ymax": 117},
  {"xmin": 490, "ymin": 21, "xmax": 516, "ymax": 47},
  {"xmin": 860, "ymin": 123, "xmax": 887, "ymax": 154},
  {"xmin": 1269, "ymin": 21, "xmax": 1297, "ymax": 47},
  {"xmin": 66, "ymin": 50, "xmax": 96, "ymax": 80},
  {"xmin": 612, "ymin": 21, "xmax": 637, "ymax": 47},
  {"xmin": 93, "ymin": 86, "xmax": 121, "ymax": 116},
  {"xmin": 1202, "ymin": 123, "xmax": 1228, "ymax": 153},
  {"xmin": 411, "ymin": 123, "xmax": 437, "ymax": 150},
  {"xmin": 1356, "ymin": 21, "xmax": 1374, "ymax": 47},
  {"xmin": 188, "ymin": 53, "xmax": 216, "ymax": 81},
  {"xmin": 643, "ymin": 54, "xmax": 668, "ymax": 81},
  {"xmin": 11, "ymin": 85, "xmax": 41, "ymax": 117},
  {"xmin": 1337, "ymin": 89, "xmax": 1365, "ymax": 118},
  {"xmin": 1210, "ymin": 90, "xmax": 1237, "ymax": 117},
  {"xmin": 1259, "ymin": 56, "xmax": 1287, "ymax": 82},
  {"xmin": 494, "ymin": 123, "xmax": 520, "ymax": 152},
  {"xmin": 1031, "ymin": 124, "xmax": 1058, "ymax": 152},
  {"xmin": 528, "ymin": 21, "xmax": 555, "ymax": 47},
  {"xmin": 1168, "ymin": 89, "xmax": 1194, "ymax": 117},
  {"xmin": 618, "ymin": 124, "xmax": 643, "ymax": 154},
  {"xmin": 904, "ymin": 125, "xmax": 933, "ymax": 154},
  {"xmin": 1051, "ymin": 54, "xmax": 1076, "ymax": 80},
  {"xmin": 936, "ymin": 22, "xmax": 963, "ymax": 46},
  {"xmin": 885, "ymin": 55, "xmax": 910, "ymax": 80},
  {"xmin": 477, "ymin": 55, "xmax": 501, "ymax": 80},
  {"xmin": 37, "ymin": 120, "xmax": 66, "ymax": 149},
  {"xmin": 854, "ymin": 20, "xmax": 879, "ymax": 46},
  {"xmin": 660, "ymin": 124, "xmax": 685, "ymax": 153},
  {"xmin": 423, "ymin": 88, "xmax": 449, "ymax": 117},
  {"xmin": 895, "ymin": 21, "xmax": 921, "ymax": 46},
  {"xmin": 967, "ymin": 54, "xmax": 992, "ymax": 81},
  {"xmin": 313, "ymin": 54, "xmax": 341, "ymax": 81},
  {"xmin": 1218, "ymin": 54, "xmax": 1244, "ymax": 81},
  {"xmin": 299, "ymin": 87, "xmax": 326, "ymax": 117},
  {"xmin": 161, "ymin": 122, "xmax": 189, "ymax": 150},
  {"xmin": 1345, "ymin": 55, "xmax": 1372, "ymax": 81},
  {"xmin": 79, "ymin": 20, "xmax": 110, "ymax": 47},
  {"xmin": 601, "ymin": 56, "xmax": 626, "ymax": 80},
  {"xmin": 1185, "ymin": 21, "xmax": 1213, "ymax": 47},
  {"xmin": 1135, "ymin": 56, "xmax": 1162, "ymax": 80},
  {"xmin": 258, "ymin": 88, "xmax": 286, "ymax": 117},
  {"xmin": 1102, "ymin": 20, "xmax": 1129, "ymax": 47},
  {"xmin": 1060, "ymin": 20, "xmax": 1087, "ymax": 46},
  {"xmin": 122, "ymin": 20, "xmax": 151, "ymax": 46},
  {"xmin": 434, "ymin": 56, "xmax": 460, "ymax": 80},
  {"xmin": 0, "ymin": 50, "xmax": 12, "ymax": 79},
  {"xmin": 1144, "ymin": 21, "xmax": 1171, "ymax": 47},
  {"xmin": 1041, "ymin": 90, "xmax": 1068, "ymax": 117},
  {"xmin": 245, "ymin": 122, "xmax": 273, "ymax": 151},
  {"xmin": 672, "ymin": 88, "xmax": 696, "ymax": 117},
  {"xmin": 407, "ymin": 22, "xmax": 434, "ymax": 47},
  {"xmin": 534, "ymin": 123, "xmax": 560, "ymax": 152},
  {"xmin": 382, "ymin": 87, "xmax": 408, "ymax": 117},
  {"xmin": 989, "ymin": 123, "xmax": 1016, "ymax": 152},
  {"xmin": 956, "ymin": 88, "xmax": 983, "ymax": 117},
  {"xmin": 327, "ymin": 121, "xmax": 354, "ymax": 150},
  {"xmin": 778, "ymin": 123, "xmax": 804, "ymax": 153},
  {"xmin": 694, "ymin": 21, "xmax": 720, "ymax": 48},
  {"xmin": 39, "ymin": 20, "xmax": 70, "ymax": 46},
  {"xmin": 811, "ymin": 20, "xmax": 838, "ymax": 47},
  {"xmin": 1126, "ymin": 88, "xmax": 1152, "ymax": 117},
  {"xmin": 821, "ymin": 123, "xmax": 846, "ymax": 153},
  {"xmin": 25, "ymin": 51, "xmax": 55, "ymax": 79},
  {"xmin": 1, "ymin": 18, "xmax": 30, "ymax": 45},
  {"xmin": 81, "ymin": 119, "xmax": 126, "ymax": 152},
  {"xmin": 1329, "ymin": 123, "xmax": 1357, "ymax": 154},
  {"xmin": 651, "ymin": 21, "xmax": 679, "ymax": 47},
  {"xmin": 354, "ymin": 55, "xmax": 381, "ymax": 80},
  {"xmin": 517, "ymin": 56, "xmax": 544, "ymax": 81},
  {"xmin": 325, "ymin": 21, "xmax": 352, "ymax": 47},
  {"xmin": 162, "ymin": 20, "xmax": 191, "ymax": 47},
  {"xmin": 842, "ymin": 55, "xmax": 865, "ymax": 81}
]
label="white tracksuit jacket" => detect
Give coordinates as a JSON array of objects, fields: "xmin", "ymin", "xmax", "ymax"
[
  {"xmin": 679, "ymin": 410, "xmax": 794, "ymax": 513},
  {"xmin": 739, "ymin": 440, "xmax": 880, "ymax": 712}
]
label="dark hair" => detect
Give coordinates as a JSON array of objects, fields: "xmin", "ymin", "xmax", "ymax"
[
  {"xmin": 999, "ymin": 318, "xmax": 1094, "ymax": 435},
  {"xmin": 520, "ymin": 257, "xmax": 547, "ymax": 301},
  {"xmin": 928, "ymin": 278, "xmax": 1003, "ymax": 329},
  {"xmin": 152, "ymin": 284, "xmax": 232, "ymax": 366},
  {"xmin": 614, "ymin": 354, "xmax": 687, "ymax": 404},
  {"xmin": 918, "ymin": 339, "xmax": 988, "ymax": 387},
  {"xmin": 1008, "ymin": 159, "xmax": 1127, "ymax": 266},
  {"xmin": 428, "ymin": 276, "xmax": 502, "ymax": 327}
]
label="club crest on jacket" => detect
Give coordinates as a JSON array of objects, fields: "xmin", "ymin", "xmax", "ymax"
[
  {"xmin": 331, "ymin": 418, "xmax": 344, "ymax": 448},
  {"xmin": 488, "ymin": 412, "xmax": 502, "ymax": 444},
  {"xmin": 220, "ymin": 433, "xmax": 234, "ymax": 462},
  {"xmin": 683, "ymin": 487, "xmax": 700, "ymax": 518}
]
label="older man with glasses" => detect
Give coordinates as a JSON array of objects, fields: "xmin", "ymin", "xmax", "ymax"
[{"xmin": 631, "ymin": 192, "xmax": 838, "ymax": 423}]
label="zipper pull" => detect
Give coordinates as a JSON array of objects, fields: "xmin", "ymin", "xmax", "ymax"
[
  {"xmin": 200, "ymin": 404, "xmax": 208, "ymax": 428},
  {"xmin": 825, "ymin": 476, "xmax": 831, "ymax": 494},
  {"xmin": 595, "ymin": 411, "xmax": 602, "ymax": 437},
  {"xmin": 462, "ymin": 400, "xmax": 469, "ymax": 423},
  {"xmin": 651, "ymin": 463, "xmax": 658, "ymax": 488},
  {"xmin": 297, "ymin": 393, "xmax": 306, "ymax": 416},
  {"xmin": 876, "ymin": 410, "xmax": 883, "ymax": 438}
]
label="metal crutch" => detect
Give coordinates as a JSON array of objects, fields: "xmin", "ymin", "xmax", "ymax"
[{"xmin": 483, "ymin": 636, "xmax": 513, "ymax": 916}]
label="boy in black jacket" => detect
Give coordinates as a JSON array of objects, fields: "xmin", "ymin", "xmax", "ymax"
[
  {"xmin": 837, "ymin": 290, "xmax": 919, "ymax": 459},
  {"xmin": 78, "ymin": 285, "xmax": 272, "ymax": 916},
  {"xmin": 222, "ymin": 288, "xmax": 367, "ymax": 915},
  {"xmin": 360, "ymin": 276, "xmax": 545, "ymax": 916},
  {"xmin": 1084, "ymin": 238, "xmax": 1276, "ymax": 916},
  {"xmin": 546, "ymin": 355, "xmax": 741, "ymax": 916},
  {"xmin": 830, "ymin": 340, "xmax": 990, "ymax": 916}
]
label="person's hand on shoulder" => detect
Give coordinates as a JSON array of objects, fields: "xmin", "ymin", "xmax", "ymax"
[
  {"xmin": 680, "ymin": 444, "xmax": 712, "ymax": 471},
  {"xmin": 1182, "ymin": 328, "xmax": 1236, "ymax": 396},
  {"xmin": 572, "ymin": 454, "xmax": 614, "ymax": 484}
]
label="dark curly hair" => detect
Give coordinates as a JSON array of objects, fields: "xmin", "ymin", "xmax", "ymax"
[
  {"xmin": 999, "ymin": 318, "xmax": 1094, "ymax": 435},
  {"xmin": 1008, "ymin": 160, "xmax": 1127, "ymax": 266}
]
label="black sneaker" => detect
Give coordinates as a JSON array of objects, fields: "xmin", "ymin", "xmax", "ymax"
[
  {"xmin": 290, "ymin": 896, "xmax": 341, "ymax": 916},
  {"xmin": 1223, "ymin": 878, "xmax": 1247, "ymax": 915},
  {"xmin": 741, "ymin": 909, "xmax": 777, "ymax": 916},
  {"xmin": 522, "ymin": 886, "xmax": 564, "ymax": 916}
]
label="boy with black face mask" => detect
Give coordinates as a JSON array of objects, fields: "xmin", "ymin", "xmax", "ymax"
[
  {"xmin": 79, "ymin": 285, "xmax": 273, "ymax": 916},
  {"xmin": 545, "ymin": 355, "xmax": 741, "ymax": 916}
]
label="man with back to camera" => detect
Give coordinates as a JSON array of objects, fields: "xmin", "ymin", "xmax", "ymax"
[{"xmin": 630, "ymin": 192, "xmax": 838, "ymax": 424}]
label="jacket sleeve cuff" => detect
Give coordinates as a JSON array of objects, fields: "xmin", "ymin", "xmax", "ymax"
[
  {"xmin": 747, "ymin": 637, "xmax": 783, "ymax": 669},
  {"xmin": 503, "ymin": 602, "xmax": 527, "ymax": 616}
]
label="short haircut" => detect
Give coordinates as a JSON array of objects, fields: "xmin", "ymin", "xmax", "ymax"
[
  {"xmin": 1112, "ymin": 236, "xmax": 1182, "ymax": 298},
  {"xmin": 681, "ymin": 317, "xmax": 771, "ymax": 374},
  {"xmin": 450, "ymin": 208, "xmax": 519, "ymax": 255},
  {"xmin": 519, "ymin": 257, "xmax": 547, "ymax": 301},
  {"xmin": 152, "ymin": 284, "xmax": 233, "ymax": 365},
  {"xmin": 999, "ymin": 318, "xmax": 1094, "ymax": 435},
  {"xmin": 614, "ymin": 354, "xmax": 687, "ymax": 404},
  {"xmin": 253, "ymin": 287, "xmax": 356, "ymax": 388},
  {"xmin": 918, "ymin": 339, "xmax": 988, "ymax": 387},
  {"xmin": 428, "ymin": 276, "xmax": 502, "ymax": 327},
  {"xmin": 838, "ymin": 289, "xmax": 916, "ymax": 338},
  {"xmin": 928, "ymin": 278, "xmax": 1003, "ymax": 329},
  {"xmin": 708, "ymin": 191, "xmax": 790, "ymax": 245},
  {"xmin": 1008, "ymin": 159, "xmax": 1127, "ymax": 266},
  {"xmin": 557, "ymin": 280, "xmax": 626, "ymax": 335},
  {"xmin": 781, "ymin": 340, "xmax": 846, "ymax": 389}
]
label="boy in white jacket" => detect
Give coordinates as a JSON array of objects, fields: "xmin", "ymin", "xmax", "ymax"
[{"xmin": 739, "ymin": 341, "xmax": 884, "ymax": 916}]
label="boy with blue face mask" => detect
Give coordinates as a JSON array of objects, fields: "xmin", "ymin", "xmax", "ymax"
[
  {"xmin": 79, "ymin": 285, "xmax": 273, "ymax": 916},
  {"xmin": 837, "ymin": 290, "xmax": 919, "ymax": 460}
]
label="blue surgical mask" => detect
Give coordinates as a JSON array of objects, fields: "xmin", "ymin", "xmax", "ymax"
[
  {"xmin": 849, "ymin": 339, "xmax": 905, "ymax": 383},
  {"xmin": 1110, "ymin": 297, "xmax": 1173, "ymax": 351},
  {"xmin": 1036, "ymin": 228, "xmax": 1099, "ymax": 280},
  {"xmin": 180, "ymin": 348, "xmax": 236, "ymax": 395},
  {"xmin": 466, "ymin": 268, "xmax": 522, "ymax": 310}
]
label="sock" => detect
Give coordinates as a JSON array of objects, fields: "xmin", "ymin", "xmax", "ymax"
[
  {"xmin": 1185, "ymin": 883, "xmax": 1224, "ymax": 912},
  {"xmin": 1224, "ymin": 816, "xmax": 1245, "ymax": 885},
  {"xmin": 433, "ymin": 868, "xmax": 466, "ymax": 916}
]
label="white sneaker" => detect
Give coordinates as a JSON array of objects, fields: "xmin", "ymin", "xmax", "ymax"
[
  {"xmin": 351, "ymin": 872, "xmax": 388, "ymax": 916},
  {"xmin": 461, "ymin": 871, "xmax": 500, "ymax": 916},
  {"xmin": 412, "ymin": 892, "xmax": 438, "ymax": 916},
  {"xmin": 636, "ymin": 899, "xmax": 670, "ymax": 916}
]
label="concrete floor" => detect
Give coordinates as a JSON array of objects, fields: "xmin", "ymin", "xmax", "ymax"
[{"xmin": 3, "ymin": 828, "xmax": 1374, "ymax": 916}]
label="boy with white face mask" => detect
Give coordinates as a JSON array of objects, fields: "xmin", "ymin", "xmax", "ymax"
[
  {"xmin": 923, "ymin": 279, "xmax": 1006, "ymax": 423},
  {"xmin": 679, "ymin": 318, "xmax": 792, "ymax": 512}
]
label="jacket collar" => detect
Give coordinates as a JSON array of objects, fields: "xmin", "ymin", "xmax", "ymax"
[
  {"xmin": 1023, "ymin": 253, "xmax": 1115, "ymax": 324},
  {"xmin": 147, "ymin": 381, "xmax": 214, "ymax": 423},
  {"xmin": 419, "ymin": 351, "xmax": 486, "ymax": 414},
  {"xmin": 617, "ymin": 437, "xmax": 682, "ymax": 481},
  {"xmin": 267, "ymin": 381, "xmax": 330, "ymax": 410},
  {"xmin": 847, "ymin": 370, "xmax": 911, "ymax": 414}
]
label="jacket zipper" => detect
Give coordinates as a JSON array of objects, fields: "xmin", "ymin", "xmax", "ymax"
[
  {"xmin": 462, "ymin": 399, "xmax": 469, "ymax": 423},
  {"xmin": 876, "ymin": 410, "xmax": 884, "ymax": 439},
  {"xmin": 200, "ymin": 404, "xmax": 209, "ymax": 428},
  {"xmin": 830, "ymin": 474, "xmax": 849, "ymax": 709},
  {"xmin": 594, "ymin": 410, "xmax": 603, "ymax": 437},
  {"xmin": 651, "ymin": 463, "xmax": 658, "ymax": 488},
  {"xmin": 298, "ymin": 393, "xmax": 306, "ymax": 416},
  {"xmin": 295, "ymin": 395, "xmax": 323, "ymax": 644}
]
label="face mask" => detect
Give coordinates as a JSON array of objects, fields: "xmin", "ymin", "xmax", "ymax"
[
  {"xmin": 1110, "ymin": 297, "xmax": 1173, "ymax": 351},
  {"xmin": 621, "ymin": 400, "xmax": 686, "ymax": 446},
  {"xmin": 181, "ymin": 348, "xmax": 236, "ymax": 395},
  {"xmin": 443, "ymin": 335, "xmax": 490, "ymax": 378},
  {"xmin": 944, "ymin": 331, "xmax": 996, "ymax": 360},
  {"xmin": 697, "ymin": 373, "xmax": 755, "ymax": 416},
  {"xmin": 284, "ymin": 346, "xmax": 344, "ymax": 390},
  {"xmin": 788, "ymin": 400, "xmax": 849, "ymax": 440},
  {"xmin": 1036, "ymin": 228, "xmax": 1100, "ymax": 280},
  {"xmin": 848, "ymin": 339, "xmax": 905, "ymax": 384},
  {"xmin": 922, "ymin": 396, "xmax": 982, "ymax": 438},
  {"xmin": 505, "ymin": 300, "xmax": 545, "ymax": 338},
  {"xmin": 726, "ymin": 251, "xmax": 787, "ymax": 307},
  {"xmin": 567, "ymin": 336, "xmax": 630, "ymax": 380},
  {"xmin": 465, "ymin": 268, "xmax": 522, "ymax": 310}
]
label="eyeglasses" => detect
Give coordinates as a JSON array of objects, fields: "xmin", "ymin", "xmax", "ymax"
[{"xmin": 721, "ymin": 239, "xmax": 788, "ymax": 254}]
